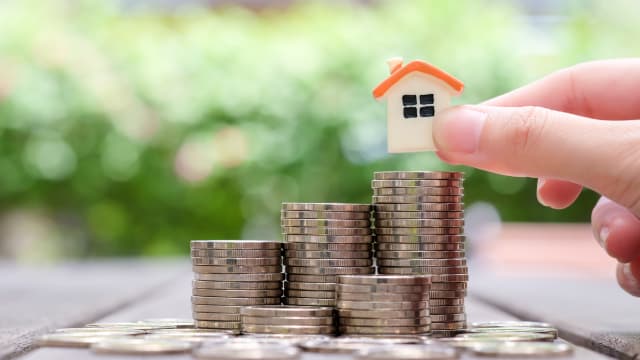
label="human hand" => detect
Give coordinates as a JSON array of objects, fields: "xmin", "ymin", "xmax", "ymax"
[{"xmin": 431, "ymin": 59, "xmax": 640, "ymax": 296}]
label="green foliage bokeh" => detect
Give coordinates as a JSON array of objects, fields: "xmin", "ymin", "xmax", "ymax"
[{"xmin": 0, "ymin": 0, "xmax": 635, "ymax": 258}]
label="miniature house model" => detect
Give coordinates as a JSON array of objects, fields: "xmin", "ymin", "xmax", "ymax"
[{"xmin": 373, "ymin": 58, "xmax": 464, "ymax": 153}]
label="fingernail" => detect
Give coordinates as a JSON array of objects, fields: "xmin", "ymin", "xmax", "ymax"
[
  {"xmin": 598, "ymin": 226, "xmax": 609, "ymax": 250},
  {"xmin": 536, "ymin": 179, "xmax": 550, "ymax": 207},
  {"xmin": 433, "ymin": 106, "xmax": 487, "ymax": 155},
  {"xmin": 622, "ymin": 263, "xmax": 640, "ymax": 288}
]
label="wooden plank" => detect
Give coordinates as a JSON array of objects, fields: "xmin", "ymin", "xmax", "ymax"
[
  {"xmin": 0, "ymin": 260, "xmax": 189, "ymax": 360},
  {"xmin": 471, "ymin": 270, "xmax": 639, "ymax": 359},
  {"xmin": 19, "ymin": 270, "xmax": 609, "ymax": 360}
]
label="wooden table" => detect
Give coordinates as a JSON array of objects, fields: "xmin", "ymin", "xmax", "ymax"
[{"xmin": 2, "ymin": 224, "xmax": 638, "ymax": 359}]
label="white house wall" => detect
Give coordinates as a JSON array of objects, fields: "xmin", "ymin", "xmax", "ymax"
[{"xmin": 385, "ymin": 73, "xmax": 453, "ymax": 152}]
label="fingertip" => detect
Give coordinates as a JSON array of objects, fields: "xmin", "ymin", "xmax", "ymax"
[
  {"xmin": 617, "ymin": 262, "xmax": 640, "ymax": 297},
  {"xmin": 536, "ymin": 178, "xmax": 582, "ymax": 209},
  {"xmin": 591, "ymin": 198, "xmax": 640, "ymax": 263}
]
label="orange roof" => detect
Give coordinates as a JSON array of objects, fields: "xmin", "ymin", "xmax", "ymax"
[{"xmin": 372, "ymin": 60, "xmax": 464, "ymax": 99}]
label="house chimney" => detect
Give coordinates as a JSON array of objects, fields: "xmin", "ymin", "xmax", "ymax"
[{"xmin": 386, "ymin": 57, "xmax": 403, "ymax": 74}]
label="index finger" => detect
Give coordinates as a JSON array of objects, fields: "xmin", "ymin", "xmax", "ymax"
[{"xmin": 485, "ymin": 58, "xmax": 640, "ymax": 120}]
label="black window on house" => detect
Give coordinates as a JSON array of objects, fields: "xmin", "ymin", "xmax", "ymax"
[{"xmin": 402, "ymin": 93, "xmax": 435, "ymax": 119}]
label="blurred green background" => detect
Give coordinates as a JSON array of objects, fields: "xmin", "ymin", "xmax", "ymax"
[{"xmin": 0, "ymin": 0, "xmax": 635, "ymax": 260}]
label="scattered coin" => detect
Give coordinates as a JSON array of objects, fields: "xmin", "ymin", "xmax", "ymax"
[
  {"xmin": 354, "ymin": 344, "xmax": 459, "ymax": 360},
  {"xmin": 90, "ymin": 337, "xmax": 194, "ymax": 354},
  {"xmin": 470, "ymin": 341, "xmax": 573, "ymax": 357},
  {"xmin": 194, "ymin": 272, "xmax": 284, "ymax": 282},
  {"xmin": 284, "ymin": 258, "xmax": 373, "ymax": 267},
  {"xmin": 466, "ymin": 327, "xmax": 558, "ymax": 338},
  {"xmin": 137, "ymin": 318, "xmax": 194, "ymax": 328},
  {"xmin": 37, "ymin": 331, "xmax": 140, "ymax": 348},
  {"xmin": 191, "ymin": 240, "xmax": 282, "ymax": 250},
  {"xmin": 242, "ymin": 324, "xmax": 335, "ymax": 335},
  {"xmin": 458, "ymin": 332, "xmax": 556, "ymax": 342},
  {"xmin": 470, "ymin": 321, "xmax": 554, "ymax": 329},
  {"xmin": 282, "ymin": 210, "xmax": 371, "ymax": 220},
  {"xmin": 282, "ymin": 203, "xmax": 372, "ymax": 212},
  {"xmin": 84, "ymin": 322, "xmax": 175, "ymax": 330},
  {"xmin": 143, "ymin": 333, "xmax": 231, "ymax": 344},
  {"xmin": 192, "ymin": 265, "xmax": 283, "ymax": 274},
  {"xmin": 373, "ymin": 171, "xmax": 464, "ymax": 180},
  {"xmin": 195, "ymin": 343, "xmax": 301, "ymax": 360},
  {"xmin": 281, "ymin": 219, "xmax": 371, "ymax": 227},
  {"xmin": 193, "ymin": 280, "xmax": 282, "ymax": 290},
  {"xmin": 148, "ymin": 328, "xmax": 235, "ymax": 337},
  {"xmin": 300, "ymin": 337, "xmax": 428, "ymax": 354}
]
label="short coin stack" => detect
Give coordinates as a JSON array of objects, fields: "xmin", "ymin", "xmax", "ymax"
[
  {"xmin": 281, "ymin": 203, "xmax": 374, "ymax": 307},
  {"xmin": 240, "ymin": 305, "xmax": 335, "ymax": 335},
  {"xmin": 371, "ymin": 171, "xmax": 468, "ymax": 337},
  {"xmin": 190, "ymin": 240, "xmax": 284, "ymax": 333},
  {"xmin": 335, "ymin": 275, "xmax": 432, "ymax": 336}
]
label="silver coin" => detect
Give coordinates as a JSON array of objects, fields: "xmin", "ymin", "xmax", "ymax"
[
  {"xmin": 194, "ymin": 272, "xmax": 284, "ymax": 282},
  {"xmin": 375, "ymin": 228, "xmax": 464, "ymax": 236},
  {"xmin": 373, "ymin": 171, "xmax": 463, "ymax": 180},
  {"xmin": 37, "ymin": 331, "xmax": 142, "ymax": 348},
  {"xmin": 377, "ymin": 258, "xmax": 466, "ymax": 268},
  {"xmin": 458, "ymin": 332, "xmax": 556, "ymax": 342},
  {"xmin": 431, "ymin": 322, "xmax": 467, "ymax": 331},
  {"xmin": 375, "ymin": 211, "xmax": 464, "ymax": 219},
  {"xmin": 339, "ymin": 326, "xmax": 431, "ymax": 335},
  {"xmin": 137, "ymin": 318, "xmax": 195, "ymax": 329},
  {"xmin": 84, "ymin": 322, "xmax": 175, "ymax": 330},
  {"xmin": 194, "ymin": 343, "xmax": 301, "ymax": 360},
  {"xmin": 192, "ymin": 280, "xmax": 282, "ymax": 290},
  {"xmin": 284, "ymin": 258, "xmax": 373, "ymax": 267},
  {"xmin": 286, "ymin": 266, "xmax": 374, "ymax": 275},
  {"xmin": 337, "ymin": 309, "xmax": 430, "ymax": 319},
  {"xmin": 340, "ymin": 318, "xmax": 431, "ymax": 327},
  {"xmin": 285, "ymin": 289, "xmax": 336, "ymax": 299},
  {"xmin": 54, "ymin": 328, "xmax": 146, "ymax": 335},
  {"xmin": 241, "ymin": 324, "xmax": 335, "ymax": 335},
  {"xmin": 240, "ymin": 305, "xmax": 334, "ymax": 318},
  {"xmin": 432, "ymin": 274, "xmax": 470, "ymax": 283},
  {"xmin": 191, "ymin": 296, "xmax": 281, "ymax": 306},
  {"xmin": 284, "ymin": 250, "xmax": 371, "ymax": 259},
  {"xmin": 354, "ymin": 344, "xmax": 458, "ymax": 360},
  {"xmin": 336, "ymin": 283, "xmax": 428, "ymax": 294},
  {"xmin": 193, "ymin": 312, "xmax": 242, "ymax": 321},
  {"xmin": 430, "ymin": 329, "xmax": 464, "ymax": 338},
  {"xmin": 467, "ymin": 327, "xmax": 558, "ymax": 338},
  {"xmin": 219, "ymin": 334, "xmax": 331, "ymax": 346},
  {"xmin": 430, "ymin": 282, "xmax": 468, "ymax": 291},
  {"xmin": 375, "ymin": 219, "xmax": 464, "ymax": 228},
  {"xmin": 337, "ymin": 292, "xmax": 428, "ymax": 302},
  {"xmin": 284, "ymin": 281, "xmax": 335, "ymax": 291},
  {"xmin": 430, "ymin": 305, "xmax": 465, "ymax": 314},
  {"xmin": 284, "ymin": 234, "xmax": 374, "ymax": 243},
  {"xmin": 192, "ymin": 257, "xmax": 281, "ymax": 266},
  {"xmin": 194, "ymin": 320, "xmax": 242, "ymax": 329},
  {"xmin": 283, "ymin": 227, "xmax": 372, "ymax": 236},
  {"xmin": 374, "ymin": 203, "xmax": 464, "ymax": 212},
  {"xmin": 431, "ymin": 314, "xmax": 467, "ymax": 322},
  {"xmin": 282, "ymin": 203, "xmax": 372, "ymax": 212},
  {"xmin": 192, "ymin": 304, "xmax": 243, "ymax": 313},
  {"xmin": 372, "ymin": 195, "xmax": 462, "ymax": 204},
  {"xmin": 149, "ymin": 328, "xmax": 236, "ymax": 336},
  {"xmin": 375, "ymin": 242, "xmax": 464, "ymax": 251},
  {"xmin": 430, "ymin": 298, "xmax": 466, "ymax": 306},
  {"xmin": 242, "ymin": 316, "xmax": 334, "ymax": 326},
  {"xmin": 470, "ymin": 341, "xmax": 573, "ymax": 356},
  {"xmin": 90, "ymin": 338, "xmax": 194, "ymax": 354},
  {"xmin": 375, "ymin": 250, "xmax": 465, "ymax": 260},
  {"xmin": 192, "ymin": 288, "xmax": 282, "ymax": 298},
  {"xmin": 429, "ymin": 290, "xmax": 467, "ymax": 299},
  {"xmin": 337, "ymin": 275, "xmax": 432, "ymax": 286},
  {"xmin": 283, "ymin": 297, "xmax": 336, "ymax": 306},
  {"xmin": 471, "ymin": 321, "xmax": 554, "ymax": 329},
  {"xmin": 373, "ymin": 187, "xmax": 463, "ymax": 196},
  {"xmin": 191, "ymin": 240, "xmax": 282, "ymax": 250},
  {"xmin": 378, "ymin": 266, "xmax": 468, "ymax": 275},
  {"xmin": 371, "ymin": 179, "xmax": 463, "ymax": 188},
  {"xmin": 281, "ymin": 210, "xmax": 371, "ymax": 220},
  {"xmin": 336, "ymin": 300, "xmax": 429, "ymax": 310},
  {"xmin": 281, "ymin": 219, "xmax": 371, "ymax": 227},
  {"xmin": 191, "ymin": 249, "xmax": 281, "ymax": 258},
  {"xmin": 284, "ymin": 242, "xmax": 371, "ymax": 250},
  {"xmin": 286, "ymin": 274, "xmax": 339, "ymax": 283},
  {"xmin": 299, "ymin": 337, "xmax": 426, "ymax": 354},
  {"xmin": 192, "ymin": 265, "xmax": 283, "ymax": 274}
]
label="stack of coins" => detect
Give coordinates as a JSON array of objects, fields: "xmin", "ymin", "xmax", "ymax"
[
  {"xmin": 281, "ymin": 203, "xmax": 374, "ymax": 307},
  {"xmin": 335, "ymin": 275, "xmax": 432, "ymax": 336},
  {"xmin": 371, "ymin": 171, "xmax": 468, "ymax": 337},
  {"xmin": 240, "ymin": 305, "xmax": 335, "ymax": 335},
  {"xmin": 190, "ymin": 240, "xmax": 284, "ymax": 333}
]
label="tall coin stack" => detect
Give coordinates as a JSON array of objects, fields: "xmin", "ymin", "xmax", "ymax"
[
  {"xmin": 281, "ymin": 203, "xmax": 375, "ymax": 308},
  {"xmin": 371, "ymin": 171, "xmax": 468, "ymax": 337},
  {"xmin": 336, "ymin": 275, "xmax": 432, "ymax": 336},
  {"xmin": 240, "ymin": 305, "xmax": 335, "ymax": 335},
  {"xmin": 190, "ymin": 240, "xmax": 284, "ymax": 333}
]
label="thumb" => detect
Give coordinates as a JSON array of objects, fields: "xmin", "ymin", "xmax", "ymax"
[{"xmin": 432, "ymin": 105, "xmax": 640, "ymax": 214}]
